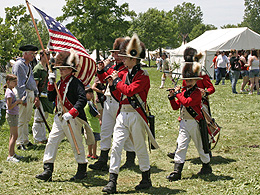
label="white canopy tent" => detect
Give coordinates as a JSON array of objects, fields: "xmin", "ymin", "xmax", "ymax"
[{"xmin": 169, "ymin": 27, "xmax": 260, "ymax": 78}]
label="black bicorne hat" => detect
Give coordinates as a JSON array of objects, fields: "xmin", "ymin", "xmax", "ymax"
[{"xmin": 19, "ymin": 45, "xmax": 38, "ymax": 51}]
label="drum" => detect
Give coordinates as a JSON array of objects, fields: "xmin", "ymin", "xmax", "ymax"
[{"xmin": 201, "ymin": 104, "xmax": 221, "ymax": 144}]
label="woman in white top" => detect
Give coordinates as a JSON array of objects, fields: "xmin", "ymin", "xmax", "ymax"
[{"xmin": 246, "ymin": 49, "xmax": 260, "ymax": 95}]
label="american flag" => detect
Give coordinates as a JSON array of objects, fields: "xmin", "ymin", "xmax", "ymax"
[{"xmin": 33, "ymin": 5, "xmax": 96, "ymax": 86}]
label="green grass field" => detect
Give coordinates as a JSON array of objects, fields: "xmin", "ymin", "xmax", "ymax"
[{"xmin": 0, "ymin": 67, "xmax": 260, "ymax": 195}]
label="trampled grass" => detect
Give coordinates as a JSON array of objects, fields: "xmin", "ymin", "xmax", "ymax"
[{"xmin": 0, "ymin": 67, "xmax": 260, "ymax": 194}]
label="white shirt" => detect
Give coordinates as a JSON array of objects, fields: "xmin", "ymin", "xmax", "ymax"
[
  {"xmin": 249, "ymin": 57, "xmax": 260, "ymax": 70},
  {"xmin": 216, "ymin": 54, "xmax": 228, "ymax": 68}
]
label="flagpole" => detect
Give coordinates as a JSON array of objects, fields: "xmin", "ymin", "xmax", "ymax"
[{"xmin": 25, "ymin": 0, "xmax": 80, "ymax": 155}]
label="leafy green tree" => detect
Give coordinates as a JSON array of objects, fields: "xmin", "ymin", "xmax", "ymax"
[
  {"xmin": 221, "ymin": 24, "xmax": 240, "ymax": 29},
  {"xmin": 243, "ymin": 0, "xmax": 260, "ymax": 33},
  {"xmin": 0, "ymin": 5, "xmax": 28, "ymax": 69},
  {"xmin": 128, "ymin": 8, "xmax": 178, "ymax": 52},
  {"xmin": 58, "ymin": 0, "xmax": 135, "ymax": 60},
  {"xmin": 18, "ymin": 20, "xmax": 49, "ymax": 49},
  {"xmin": 189, "ymin": 23, "xmax": 217, "ymax": 40},
  {"xmin": 170, "ymin": 2, "xmax": 203, "ymax": 44}
]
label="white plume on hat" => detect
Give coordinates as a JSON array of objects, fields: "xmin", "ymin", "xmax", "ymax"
[
  {"xmin": 126, "ymin": 33, "xmax": 142, "ymax": 59},
  {"xmin": 66, "ymin": 48, "xmax": 79, "ymax": 67}
]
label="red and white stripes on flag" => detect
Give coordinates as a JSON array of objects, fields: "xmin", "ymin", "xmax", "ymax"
[{"xmin": 33, "ymin": 5, "xmax": 96, "ymax": 86}]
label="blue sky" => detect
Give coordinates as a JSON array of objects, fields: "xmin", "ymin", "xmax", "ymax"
[{"xmin": 1, "ymin": 0, "xmax": 245, "ymax": 28}]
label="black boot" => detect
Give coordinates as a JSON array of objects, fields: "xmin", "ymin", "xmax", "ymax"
[
  {"xmin": 102, "ymin": 173, "xmax": 118, "ymax": 194},
  {"xmin": 36, "ymin": 163, "xmax": 53, "ymax": 181},
  {"xmin": 135, "ymin": 169, "xmax": 152, "ymax": 190},
  {"xmin": 89, "ymin": 150, "xmax": 109, "ymax": 171},
  {"xmin": 167, "ymin": 152, "xmax": 175, "ymax": 159},
  {"xmin": 198, "ymin": 163, "xmax": 212, "ymax": 175},
  {"xmin": 167, "ymin": 143, "xmax": 178, "ymax": 159},
  {"xmin": 70, "ymin": 163, "xmax": 87, "ymax": 181},
  {"xmin": 209, "ymin": 143, "xmax": 212, "ymax": 158},
  {"xmin": 120, "ymin": 151, "xmax": 136, "ymax": 169},
  {"xmin": 166, "ymin": 163, "xmax": 184, "ymax": 181}
]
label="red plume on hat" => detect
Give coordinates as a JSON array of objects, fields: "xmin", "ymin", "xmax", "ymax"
[{"xmin": 54, "ymin": 48, "xmax": 79, "ymax": 72}]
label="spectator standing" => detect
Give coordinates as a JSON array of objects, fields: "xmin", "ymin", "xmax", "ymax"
[
  {"xmin": 4, "ymin": 74, "xmax": 23, "ymax": 162},
  {"xmin": 210, "ymin": 51, "xmax": 219, "ymax": 80},
  {"xmin": 12, "ymin": 45, "xmax": 40, "ymax": 150},
  {"xmin": 159, "ymin": 52, "xmax": 171, "ymax": 89},
  {"xmin": 240, "ymin": 50, "xmax": 249, "ymax": 92},
  {"xmin": 84, "ymin": 87, "xmax": 101, "ymax": 160},
  {"xmin": 215, "ymin": 51, "xmax": 229, "ymax": 85},
  {"xmin": 229, "ymin": 49, "xmax": 241, "ymax": 94},
  {"xmin": 246, "ymin": 49, "xmax": 260, "ymax": 95},
  {"xmin": 32, "ymin": 50, "xmax": 54, "ymax": 144}
]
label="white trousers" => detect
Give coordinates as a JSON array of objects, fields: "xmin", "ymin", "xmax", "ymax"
[
  {"xmin": 174, "ymin": 119, "xmax": 210, "ymax": 164},
  {"xmin": 160, "ymin": 73, "xmax": 172, "ymax": 88},
  {"xmin": 43, "ymin": 114, "xmax": 87, "ymax": 164},
  {"xmin": 109, "ymin": 111, "xmax": 150, "ymax": 174},
  {"xmin": 16, "ymin": 90, "xmax": 34, "ymax": 145},
  {"xmin": 100, "ymin": 97, "xmax": 134, "ymax": 152},
  {"xmin": 32, "ymin": 102, "xmax": 48, "ymax": 142}
]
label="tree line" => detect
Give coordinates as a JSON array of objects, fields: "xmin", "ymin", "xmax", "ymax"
[{"xmin": 0, "ymin": 0, "xmax": 259, "ymax": 66}]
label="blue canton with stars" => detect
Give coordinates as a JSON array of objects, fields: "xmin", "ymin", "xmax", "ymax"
[{"xmin": 33, "ymin": 6, "xmax": 74, "ymax": 37}]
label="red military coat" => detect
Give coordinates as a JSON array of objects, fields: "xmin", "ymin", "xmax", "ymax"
[
  {"xmin": 111, "ymin": 64, "xmax": 150, "ymax": 123},
  {"xmin": 169, "ymin": 85, "xmax": 203, "ymax": 121},
  {"xmin": 183, "ymin": 75, "xmax": 215, "ymax": 95},
  {"xmin": 97, "ymin": 62, "xmax": 128, "ymax": 101}
]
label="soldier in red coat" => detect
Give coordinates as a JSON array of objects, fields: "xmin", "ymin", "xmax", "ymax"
[
  {"xmin": 167, "ymin": 47, "xmax": 215, "ymax": 159},
  {"xmin": 102, "ymin": 34, "xmax": 157, "ymax": 194},
  {"xmin": 166, "ymin": 51, "xmax": 212, "ymax": 182},
  {"xmin": 89, "ymin": 37, "xmax": 136, "ymax": 171}
]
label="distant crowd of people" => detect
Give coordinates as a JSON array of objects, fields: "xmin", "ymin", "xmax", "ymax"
[{"xmin": 211, "ymin": 49, "xmax": 260, "ymax": 94}]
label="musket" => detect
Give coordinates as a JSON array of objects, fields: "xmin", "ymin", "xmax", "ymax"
[
  {"xmin": 26, "ymin": 0, "xmax": 80, "ymax": 155},
  {"xmin": 37, "ymin": 106, "xmax": 51, "ymax": 133}
]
